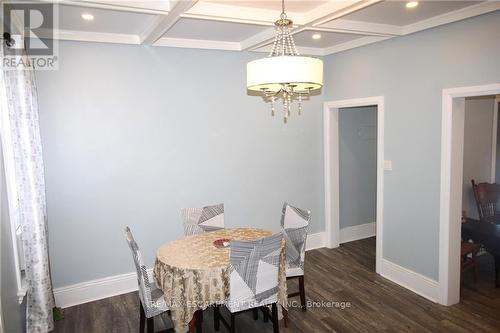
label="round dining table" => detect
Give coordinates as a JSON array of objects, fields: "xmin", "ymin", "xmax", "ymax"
[{"xmin": 153, "ymin": 228, "xmax": 288, "ymax": 333}]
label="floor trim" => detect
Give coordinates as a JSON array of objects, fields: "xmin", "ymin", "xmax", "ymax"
[
  {"xmin": 379, "ymin": 258, "xmax": 439, "ymax": 303},
  {"xmin": 55, "ymin": 232, "xmax": 326, "ymax": 308},
  {"xmin": 339, "ymin": 222, "xmax": 376, "ymax": 244}
]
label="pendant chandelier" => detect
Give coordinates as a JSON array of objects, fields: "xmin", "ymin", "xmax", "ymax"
[{"xmin": 246, "ymin": 0, "xmax": 323, "ymax": 123}]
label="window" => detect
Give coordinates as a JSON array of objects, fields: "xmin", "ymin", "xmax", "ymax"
[{"xmin": 0, "ymin": 72, "xmax": 27, "ymax": 303}]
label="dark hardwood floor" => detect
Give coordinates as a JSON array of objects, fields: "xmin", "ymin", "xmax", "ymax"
[{"xmin": 54, "ymin": 237, "xmax": 500, "ymax": 333}]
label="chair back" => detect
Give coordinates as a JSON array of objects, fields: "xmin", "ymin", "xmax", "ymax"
[
  {"xmin": 182, "ymin": 203, "xmax": 224, "ymax": 236},
  {"xmin": 124, "ymin": 227, "xmax": 153, "ymax": 308},
  {"xmin": 227, "ymin": 233, "xmax": 283, "ymax": 313},
  {"xmin": 471, "ymin": 180, "xmax": 500, "ymax": 223},
  {"xmin": 280, "ymin": 203, "xmax": 311, "ymax": 276}
]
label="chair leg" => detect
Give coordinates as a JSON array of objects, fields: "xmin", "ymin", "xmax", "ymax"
[
  {"xmin": 271, "ymin": 303, "xmax": 279, "ymax": 333},
  {"xmin": 230, "ymin": 312, "xmax": 236, "ymax": 333},
  {"xmin": 252, "ymin": 308, "xmax": 258, "ymax": 320},
  {"xmin": 299, "ymin": 275, "xmax": 306, "ymax": 311},
  {"xmin": 214, "ymin": 306, "xmax": 220, "ymax": 331},
  {"xmin": 195, "ymin": 310, "xmax": 202, "ymax": 333},
  {"xmin": 146, "ymin": 317, "xmax": 154, "ymax": 333},
  {"xmin": 261, "ymin": 306, "xmax": 269, "ymax": 323},
  {"xmin": 139, "ymin": 302, "xmax": 146, "ymax": 333},
  {"xmin": 495, "ymin": 256, "xmax": 500, "ymax": 288}
]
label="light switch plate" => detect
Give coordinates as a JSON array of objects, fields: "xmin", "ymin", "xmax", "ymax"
[{"xmin": 384, "ymin": 160, "xmax": 393, "ymax": 171}]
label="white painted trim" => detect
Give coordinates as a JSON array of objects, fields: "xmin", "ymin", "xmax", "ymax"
[
  {"xmin": 141, "ymin": 0, "xmax": 198, "ymax": 45},
  {"xmin": 54, "ymin": 269, "xmax": 152, "ymax": 309},
  {"xmin": 323, "ymin": 96, "xmax": 384, "ymax": 274},
  {"xmin": 380, "ymin": 259, "xmax": 439, "ymax": 303},
  {"xmin": 403, "ymin": 1, "xmax": 500, "ymax": 35},
  {"xmin": 317, "ymin": 19, "xmax": 403, "ymax": 37},
  {"xmin": 55, "ymin": 29, "xmax": 141, "ymax": 45},
  {"xmin": 305, "ymin": 231, "xmax": 326, "ymax": 251},
  {"xmin": 154, "ymin": 37, "xmax": 241, "ymax": 51},
  {"xmin": 0, "ymin": 69, "xmax": 26, "ymax": 305},
  {"xmin": 307, "ymin": 0, "xmax": 382, "ymax": 27},
  {"xmin": 54, "ymin": 232, "xmax": 326, "ymax": 308},
  {"xmin": 492, "ymin": 97, "xmax": 500, "ymax": 182},
  {"xmin": 0, "ymin": 144, "xmax": 4, "ymax": 333},
  {"xmin": 323, "ymin": 36, "xmax": 391, "ymax": 56},
  {"xmin": 340, "ymin": 222, "xmax": 376, "ymax": 244},
  {"xmin": 45, "ymin": 0, "xmax": 171, "ymax": 15},
  {"xmin": 251, "ymin": 44, "xmax": 325, "ymax": 56},
  {"xmin": 439, "ymin": 83, "xmax": 500, "ymax": 306}
]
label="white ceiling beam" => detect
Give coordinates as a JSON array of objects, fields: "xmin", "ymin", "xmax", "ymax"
[
  {"xmin": 184, "ymin": 2, "xmax": 285, "ymax": 26},
  {"xmin": 317, "ymin": 19, "xmax": 403, "ymax": 37},
  {"xmin": 251, "ymin": 45, "xmax": 325, "ymax": 57},
  {"xmin": 141, "ymin": 0, "xmax": 198, "ymax": 45},
  {"xmin": 323, "ymin": 35, "xmax": 391, "ymax": 55},
  {"xmin": 36, "ymin": 28, "xmax": 141, "ymax": 45},
  {"xmin": 241, "ymin": 0, "xmax": 384, "ymax": 52},
  {"xmin": 239, "ymin": 27, "xmax": 276, "ymax": 51},
  {"xmin": 154, "ymin": 37, "xmax": 240, "ymax": 51},
  {"xmin": 39, "ymin": 0, "xmax": 170, "ymax": 15},
  {"xmin": 307, "ymin": 0, "xmax": 382, "ymax": 27},
  {"xmin": 403, "ymin": 1, "xmax": 500, "ymax": 35}
]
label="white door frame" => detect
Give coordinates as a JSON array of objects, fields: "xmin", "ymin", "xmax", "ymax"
[
  {"xmin": 492, "ymin": 96, "xmax": 500, "ymax": 182},
  {"xmin": 323, "ymin": 96, "xmax": 384, "ymax": 274},
  {"xmin": 439, "ymin": 83, "xmax": 500, "ymax": 305}
]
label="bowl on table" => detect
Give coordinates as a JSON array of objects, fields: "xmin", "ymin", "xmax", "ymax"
[{"xmin": 213, "ymin": 238, "xmax": 231, "ymax": 249}]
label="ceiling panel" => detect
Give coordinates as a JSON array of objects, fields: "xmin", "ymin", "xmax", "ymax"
[
  {"xmin": 342, "ymin": 1, "xmax": 480, "ymax": 26},
  {"xmin": 293, "ymin": 30, "xmax": 363, "ymax": 48},
  {"xmin": 163, "ymin": 18, "xmax": 267, "ymax": 42},
  {"xmin": 203, "ymin": 0, "xmax": 328, "ymax": 12},
  {"xmin": 58, "ymin": 4, "xmax": 159, "ymax": 34}
]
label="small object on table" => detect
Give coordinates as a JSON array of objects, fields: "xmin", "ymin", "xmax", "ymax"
[
  {"xmin": 213, "ymin": 238, "xmax": 231, "ymax": 249},
  {"xmin": 154, "ymin": 228, "xmax": 288, "ymax": 333}
]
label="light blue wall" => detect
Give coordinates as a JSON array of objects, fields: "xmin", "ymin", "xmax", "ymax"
[
  {"xmin": 324, "ymin": 10, "xmax": 500, "ymax": 280},
  {"xmin": 35, "ymin": 43, "xmax": 325, "ymax": 288},
  {"xmin": 339, "ymin": 106, "xmax": 377, "ymax": 229}
]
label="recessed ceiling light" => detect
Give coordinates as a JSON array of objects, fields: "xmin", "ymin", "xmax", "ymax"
[
  {"xmin": 81, "ymin": 13, "xmax": 94, "ymax": 21},
  {"xmin": 312, "ymin": 33, "xmax": 321, "ymax": 40},
  {"xmin": 406, "ymin": 1, "xmax": 419, "ymax": 9}
]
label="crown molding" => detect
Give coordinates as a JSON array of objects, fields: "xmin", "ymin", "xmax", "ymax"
[
  {"xmin": 24, "ymin": 0, "xmax": 498, "ymax": 57},
  {"xmin": 403, "ymin": 1, "xmax": 500, "ymax": 35},
  {"xmin": 317, "ymin": 19, "xmax": 403, "ymax": 37},
  {"xmin": 153, "ymin": 37, "xmax": 241, "ymax": 51},
  {"xmin": 44, "ymin": 0, "xmax": 171, "ymax": 15},
  {"xmin": 323, "ymin": 35, "xmax": 391, "ymax": 55},
  {"xmin": 59, "ymin": 29, "xmax": 140, "ymax": 45}
]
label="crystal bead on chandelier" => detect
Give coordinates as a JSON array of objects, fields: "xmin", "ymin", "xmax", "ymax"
[{"xmin": 246, "ymin": 0, "xmax": 323, "ymax": 123}]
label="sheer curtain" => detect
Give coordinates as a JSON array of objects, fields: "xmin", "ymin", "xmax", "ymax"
[{"xmin": 0, "ymin": 47, "xmax": 55, "ymax": 332}]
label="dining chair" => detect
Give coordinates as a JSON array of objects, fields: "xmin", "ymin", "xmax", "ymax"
[
  {"xmin": 213, "ymin": 233, "xmax": 283, "ymax": 333},
  {"xmin": 125, "ymin": 227, "xmax": 170, "ymax": 333},
  {"xmin": 280, "ymin": 202, "xmax": 311, "ymax": 311},
  {"xmin": 182, "ymin": 203, "xmax": 225, "ymax": 236},
  {"xmin": 471, "ymin": 180, "xmax": 500, "ymax": 224}
]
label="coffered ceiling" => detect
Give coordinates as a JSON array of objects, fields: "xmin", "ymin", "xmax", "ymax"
[{"xmin": 8, "ymin": 0, "xmax": 500, "ymax": 55}]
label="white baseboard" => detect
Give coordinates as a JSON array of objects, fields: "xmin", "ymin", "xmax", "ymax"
[
  {"xmin": 54, "ymin": 232, "xmax": 326, "ymax": 308},
  {"xmin": 379, "ymin": 258, "xmax": 439, "ymax": 303},
  {"xmin": 54, "ymin": 269, "xmax": 152, "ymax": 309},
  {"xmin": 339, "ymin": 222, "xmax": 376, "ymax": 244},
  {"xmin": 306, "ymin": 231, "xmax": 326, "ymax": 251}
]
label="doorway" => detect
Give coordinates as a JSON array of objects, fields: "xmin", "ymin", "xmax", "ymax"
[
  {"xmin": 439, "ymin": 83, "xmax": 500, "ymax": 306},
  {"xmin": 324, "ymin": 96, "xmax": 384, "ymax": 274}
]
